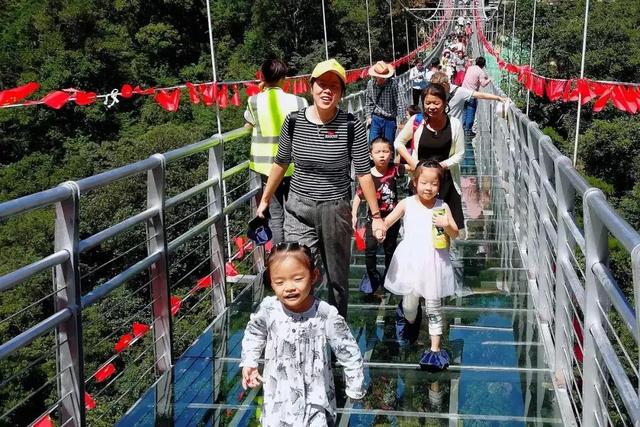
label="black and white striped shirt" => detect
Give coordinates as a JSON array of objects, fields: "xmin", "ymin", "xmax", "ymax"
[{"xmin": 275, "ymin": 108, "xmax": 370, "ymax": 200}]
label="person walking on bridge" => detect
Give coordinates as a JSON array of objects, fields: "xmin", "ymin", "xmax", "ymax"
[
  {"xmin": 365, "ymin": 61, "xmax": 406, "ymax": 143},
  {"xmin": 257, "ymin": 59, "xmax": 386, "ymax": 320},
  {"xmin": 461, "ymin": 56, "xmax": 491, "ymax": 137},
  {"xmin": 245, "ymin": 59, "xmax": 308, "ymax": 244}
]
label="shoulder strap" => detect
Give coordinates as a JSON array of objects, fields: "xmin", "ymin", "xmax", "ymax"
[
  {"xmin": 288, "ymin": 110, "xmax": 298, "ymax": 143},
  {"xmin": 448, "ymin": 86, "xmax": 459, "ymax": 101},
  {"xmin": 347, "ymin": 112, "xmax": 355, "ymax": 162}
]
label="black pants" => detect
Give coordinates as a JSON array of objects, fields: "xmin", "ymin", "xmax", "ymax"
[
  {"xmin": 365, "ymin": 218, "xmax": 401, "ymax": 285},
  {"xmin": 412, "ymin": 88, "xmax": 424, "ymax": 108}
]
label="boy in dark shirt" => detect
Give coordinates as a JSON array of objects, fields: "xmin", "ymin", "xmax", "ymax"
[{"xmin": 352, "ymin": 137, "xmax": 406, "ymax": 292}]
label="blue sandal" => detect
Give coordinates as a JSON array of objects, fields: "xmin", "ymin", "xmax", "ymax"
[{"xmin": 419, "ymin": 349, "xmax": 451, "ymax": 372}]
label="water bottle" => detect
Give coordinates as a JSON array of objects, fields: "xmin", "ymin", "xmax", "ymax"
[{"xmin": 432, "ymin": 207, "xmax": 449, "ymax": 250}]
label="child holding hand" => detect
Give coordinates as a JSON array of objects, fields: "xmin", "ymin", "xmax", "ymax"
[
  {"xmin": 382, "ymin": 160, "xmax": 458, "ymax": 371},
  {"xmin": 241, "ymin": 242, "xmax": 365, "ymax": 426}
]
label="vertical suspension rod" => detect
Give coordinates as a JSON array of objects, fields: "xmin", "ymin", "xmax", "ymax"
[{"xmin": 573, "ymin": 0, "xmax": 591, "ymax": 166}]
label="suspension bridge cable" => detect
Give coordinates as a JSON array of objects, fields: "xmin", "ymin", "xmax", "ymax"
[
  {"xmin": 573, "ymin": 0, "xmax": 591, "ymax": 166},
  {"xmin": 525, "ymin": 0, "xmax": 538, "ymax": 115},
  {"xmin": 507, "ymin": 0, "xmax": 518, "ymax": 97},
  {"xmin": 366, "ymin": 0, "xmax": 373, "ymax": 65},
  {"xmin": 321, "ymin": 0, "xmax": 330, "ymax": 60}
]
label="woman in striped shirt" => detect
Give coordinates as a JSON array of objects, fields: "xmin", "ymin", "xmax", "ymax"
[{"xmin": 256, "ymin": 59, "xmax": 385, "ymax": 320}]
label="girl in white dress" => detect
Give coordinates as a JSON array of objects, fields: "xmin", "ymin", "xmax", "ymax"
[
  {"xmin": 241, "ymin": 242, "xmax": 365, "ymax": 426},
  {"xmin": 382, "ymin": 160, "xmax": 459, "ymax": 370}
]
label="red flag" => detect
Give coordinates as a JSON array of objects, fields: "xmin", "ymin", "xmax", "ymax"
[
  {"xmin": 624, "ymin": 86, "xmax": 638, "ymax": 114},
  {"xmin": 231, "ymin": 85, "xmax": 241, "ymax": 106},
  {"xmin": 592, "ymin": 92, "xmax": 612, "ymax": 113},
  {"xmin": 245, "ymin": 82, "xmax": 260, "ymax": 96},
  {"xmin": 218, "ymin": 85, "xmax": 228, "ymax": 108},
  {"xmin": 577, "ymin": 79, "xmax": 594, "ymax": 105},
  {"xmin": 283, "ymin": 80, "xmax": 290, "ymax": 93},
  {"xmin": 85, "ymin": 392, "xmax": 96, "ymax": 410},
  {"xmin": 545, "ymin": 80, "xmax": 565, "ymax": 102},
  {"xmin": 41, "ymin": 91, "xmax": 71, "ymax": 109},
  {"xmin": 354, "ymin": 228, "xmax": 366, "ymax": 252},
  {"xmin": 195, "ymin": 275, "xmax": 213, "ymax": 290},
  {"xmin": 170, "ymin": 296, "xmax": 182, "ymax": 316},
  {"xmin": 120, "ymin": 84, "xmax": 134, "ymax": 98},
  {"xmin": 0, "ymin": 82, "xmax": 40, "ymax": 106},
  {"xmin": 133, "ymin": 86, "xmax": 155, "ymax": 96},
  {"xmin": 75, "ymin": 91, "xmax": 97, "ymax": 106},
  {"xmin": 33, "ymin": 414, "xmax": 54, "ymax": 427},
  {"xmin": 225, "ymin": 261, "xmax": 238, "ymax": 277},
  {"xmin": 154, "ymin": 89, "xmax": 181, "ymax": 112},
  {"xmin": 95, "ymin": 363, "xmax": 116, "ymax": 382},
  {"xmin": 186, "ymin": 82, "xmax": 201, "ymax": 104},
  {"xmin": 132, "ymin": 322, "xmax": 151, "ymax": 338},
  {"xmin": 202, "ymin": 83, "xmax": 218, "ymax": 106},
  {"xmin": 114, "ymin": 333, "xmax": 134, "ymax": 353},
  {"xmin": 234, "ymin": 236, "xmax": 246, "ymax": 259}
]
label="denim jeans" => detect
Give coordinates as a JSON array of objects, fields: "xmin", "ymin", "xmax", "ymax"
[
  {"xmin": 463, "ymin": 98, "xmax": 478, "ymax": 131},
  {"xmin": 369, "ymin": 114, "xmax": 397, "ymax": 144}
]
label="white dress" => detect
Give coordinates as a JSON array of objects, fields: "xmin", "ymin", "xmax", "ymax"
[{"xmin": 384, "ymin": 196, "xmax": 455, "ymax": 300}]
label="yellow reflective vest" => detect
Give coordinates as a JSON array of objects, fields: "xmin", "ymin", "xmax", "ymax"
[{"xmin": 246, "ymin": 88, "xmax": 308, "ymax": 177}]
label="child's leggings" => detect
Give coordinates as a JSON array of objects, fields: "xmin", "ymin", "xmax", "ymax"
[{"xmin": 402, "ymin": 295, "xmax": 444, "ymax": 335}]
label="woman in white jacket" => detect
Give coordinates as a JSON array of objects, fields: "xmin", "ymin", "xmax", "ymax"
[{"xmin": 394, "ymin": 83, "xmax": 465, "ymax": 230}]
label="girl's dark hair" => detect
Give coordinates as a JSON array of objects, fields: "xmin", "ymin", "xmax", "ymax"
[
  {"xmin": 405, "ymin": 104, "xmax": 421, "ymax": 117},
  {"xmin": 263, "ymin": 242, "xmax": 315, "ymax": 287},
  {"xmin": 261, "ymin": 59, "xmax": 288, "ymax": 85},
  {"xmin": 421, "ymin": 83, "xmax": 448, "ymax": 106},
  {"xmin": 412, "ymin": 158, "xmax": 444, "ymax": 182}
]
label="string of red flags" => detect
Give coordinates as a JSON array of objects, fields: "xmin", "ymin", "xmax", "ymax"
[
  {"xmin": 1, "ymin": 16, "xmax": 450, "ymax": 112},
  {"xmin": 472, "ymin": 1, "xmax": 640, "ymax": 114}
]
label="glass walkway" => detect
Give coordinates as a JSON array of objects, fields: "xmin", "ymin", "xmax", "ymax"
[{"xmin": 116, "ymin": 132, "xmax": 564, "ymax": 426}]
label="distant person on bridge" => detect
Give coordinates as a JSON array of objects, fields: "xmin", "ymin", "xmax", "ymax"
[
  {"xmin": 409, "ymin": 59, "xmax": 428, "ymax": 107},
  {"xmin": 425, "ymin": 59, "xmax": 441, "ymax": 83},
  {"xmin": 429, "ymin": 71, "xmax": 507, "ymax": 128},
  {"xmin": 394, "ymin": 83, "xmax": 465, "ymax": 232},
  {"xmin": 245, "ymin": 59, "xmax": 308, "ymax": 244},
  {"xmin": 461, "ymin": 56, "xmax": 491, "ymax": 136},
  {"xmin": 365, "ymin": 61, "xmax": 406, "ymax": 143},
  {"xmin": 257, "ymin": 59, "xmax": 386, "ymax": 320}
]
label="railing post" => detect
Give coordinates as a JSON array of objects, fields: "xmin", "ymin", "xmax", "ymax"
[
  {"xmin": 525, "ymin": 122, "xmax": 539, "ymax": 275},
  {"xmin": 633, "ymin": 245, "xmax": 640, "ymax": 397},
  {"xmin": 146, "ymin": 154, "xmax": 173, "ymax": 374},
  {"xmin": 208, "ymin": 143, "xmax": 227, "ymax": 313},
  {"xmin": 553, "ymin": 157, "xmax": 575, "ymax": 389},
  {"xmin": 536, "ymin": 135, "xmax": 554, "ymax": 324},
  {"xmin": 582, "ymin": 188, "xmax": 610, "ymax": 426},
  {"xmin": 54, "ymin": 181, "xmax": 85, "ymax": 426},
  {"xmin": 249, "ymin": 169, "xmax": 265, "ymax": 304}
]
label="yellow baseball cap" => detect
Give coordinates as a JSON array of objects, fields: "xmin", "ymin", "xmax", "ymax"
[{"xmin": 310, "ymin": 59, "xmax": 346, "ymax": 85}]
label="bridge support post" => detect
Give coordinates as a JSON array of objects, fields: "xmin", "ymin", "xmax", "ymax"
[
  {"xmin": 208, "ymin": 143, "xmax": 227, "ymax": 314},
  {"xmin": 553, "ymin": 157, "xmax": 577, "ymax": 389},
  {"xmin": 54, "ymin": 181, "xmax": 86, "ymax": 427},
  {"xmin": 146, "ymin": 155, "xmax": 173, "ymax": 375},
  {"xmin": 581, "ymin": 188, "xmax": 610, "ymax": 426}
]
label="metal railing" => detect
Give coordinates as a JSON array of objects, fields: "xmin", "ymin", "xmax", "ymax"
[{"xmin": 476, "ymin": 70, "xmax": 640, "ymax": 425}]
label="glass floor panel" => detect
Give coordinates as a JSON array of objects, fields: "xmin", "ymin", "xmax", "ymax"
[{"xmin": 119, "ymin": 134, "xmax": 565, "ymax": 426}]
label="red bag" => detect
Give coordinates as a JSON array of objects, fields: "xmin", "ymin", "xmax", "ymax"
[{"xmin": 354, "ymin": 227, "xmax": 366, "ymax": 252}]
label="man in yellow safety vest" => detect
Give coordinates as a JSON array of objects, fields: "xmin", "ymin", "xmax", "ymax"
[{"xmin": 244, "ymin": 59, "xmax": 308, "ymax": 244}]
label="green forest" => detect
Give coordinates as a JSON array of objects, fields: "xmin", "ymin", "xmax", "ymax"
[{"xmin": 1, "ymin": 0, "xmax": 639, "ymax": 425}]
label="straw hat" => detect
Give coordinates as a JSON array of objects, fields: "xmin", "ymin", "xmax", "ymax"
[{"xmin": 368, "ymin": 61, "xmax": 395, "ymax": 79}]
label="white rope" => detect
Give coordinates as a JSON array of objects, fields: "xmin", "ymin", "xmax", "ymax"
[
  {"xmin": 321, "ymin": 0, "xmax": 329, "ymax": 60},
  {"xmin": 366, "ymin": 0, "xmax": 373, "ymax": 65},
  {"xmin": 573, "ymin": 0, "xmax": 591, "ymax": 166},
  {"xmin": 507, "ymin": 0, "xmax": 518, "ymax": 98},
  {"xmin": 405, "ymin": 18, "xmax": 410, "ymax": 57},
  {"xmin": 525, "ymin": 0, "xmax": 538, "ymax": 115},
  {"xmin": 389, "ymin": 0, "xmax": 396, "ymax": 62},
  {"xmin": 205, "ymin": 0, "xmax": 222, "ymax": 137}
]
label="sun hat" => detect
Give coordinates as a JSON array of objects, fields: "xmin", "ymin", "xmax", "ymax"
[
  {"xmin": 310, "ymin": 59, "xmax": 346, "ymax": 85},
  {"xmin": 368, "ymin": 61, "xmax": 395, "ymax": 79}
]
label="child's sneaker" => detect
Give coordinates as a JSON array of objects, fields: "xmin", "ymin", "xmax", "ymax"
[
  {"xmin": 395, "ymin": 301, "xmax": 422, "ymax": 346},
  {"xmin": 419, "ymin": 349, "xmax": 450, "ymax": 372}
]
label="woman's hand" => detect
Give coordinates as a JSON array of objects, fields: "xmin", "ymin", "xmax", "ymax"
[
  {"xmin": 351, "ymin": 214, "xmax": 358, "ymax": 230},
  {"xmin": 372, "ymin": 217, "xmax": 387, "ymax": 242},
  {"xmin": 242, "ymin": 367, "xmax": 263, "ymax": 389},
  {"xmin": 439, "ymin": 161, "xmax": 449, "ymax": 170},
  {"xmin": 256, "ymin": 199, "xmax": 270, "ymax": 218}
]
